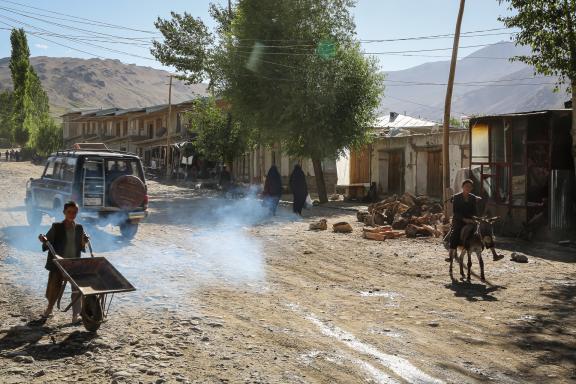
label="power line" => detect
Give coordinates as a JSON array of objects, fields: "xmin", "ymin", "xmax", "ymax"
[
  {"xmin": 230, "ymin": 27, "xmax": 514, "ymax": 43},
  {"xmin": 0, "ymin": 14, "xmax": 156, "ymax": 61},
  {"xmin": 0, "ymin": 26, "xmax": 153, "ymax": 48},
  {"xmin": 230, "ymin": 41, "xmax": 514, "ymax": 56},
  {"xmin": 384, "ymin": 95, "xmax": 471, "ymax": 117},
  {"xmin": 0, "ymin": 0, "xmax": 158, "ymax": 34},
  {"xmin": 0, "ymin": 18, "xmax": 110, "ymax": 60},
  {"xmin": 0, "ymin": 6, "xmax": 158, "ymax": 42}
]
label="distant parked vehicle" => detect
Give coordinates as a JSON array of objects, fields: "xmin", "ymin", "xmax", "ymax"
[{"xmin": 25, "ymin": 143, "xmax": 148, "ymax": 239}]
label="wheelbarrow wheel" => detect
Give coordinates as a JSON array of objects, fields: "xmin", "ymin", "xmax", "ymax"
[{"xmin": 81, "ymin": 296, "xmax": 103, "ymax": 332}]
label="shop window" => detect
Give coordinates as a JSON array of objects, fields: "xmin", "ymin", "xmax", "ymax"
[{"xmin": 471, "ymin": 123, "xmax": 489, "ymax": 163}]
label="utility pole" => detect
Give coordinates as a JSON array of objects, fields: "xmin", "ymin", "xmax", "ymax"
[
  {"xmin": 443, "ymin": 0, "xmax": 465, "ymax": 215},
  {"xmin": 166, "ymin": 74, "xmax": 173, "ymax": 178}
]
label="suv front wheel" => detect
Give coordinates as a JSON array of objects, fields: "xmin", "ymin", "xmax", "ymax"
[{"xmin": 119, "ymin": 222, "xmax": 138, "ymax": 240}]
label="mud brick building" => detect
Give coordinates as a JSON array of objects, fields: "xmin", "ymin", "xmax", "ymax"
[{"xmin": 336, "ymin": 113, "xmax": 470, "ymax": 199}]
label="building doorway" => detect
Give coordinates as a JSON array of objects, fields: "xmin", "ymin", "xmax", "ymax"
[{"xmin": 427, "ymin": 150, "xmax": 443, "ymax": 197}]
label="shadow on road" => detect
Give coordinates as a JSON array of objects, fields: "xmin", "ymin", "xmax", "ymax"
[
  {"xmin": 0, "ymin": 319, "xmax": 98, "ymax": 361},
  {"xmin": 445, "ymin": 280, "xmax": 504, "ymax": 302},
  {"xmin": 506, "ymin": 277, "xmax": 576, "ymax": 380}
]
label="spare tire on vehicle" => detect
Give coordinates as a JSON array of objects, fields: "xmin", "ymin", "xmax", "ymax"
[{"xmin": 109, "ymin": 175, "xmax": 146, "ymax": 209}]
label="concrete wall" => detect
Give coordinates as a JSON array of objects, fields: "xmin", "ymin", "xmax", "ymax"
[
  {"xmin": 233, "ymin": 131, "xmax": 469, "ymax": 197},
  {"xmin": 366, "ymin": 130, "xmax": 469, "ymax": 196}
]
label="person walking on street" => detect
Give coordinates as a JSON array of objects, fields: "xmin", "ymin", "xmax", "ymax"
[
  {"xmin": 263, "ymin": 165, "xmax": 282, "ymax": 216},
  {"xmin": 219, "ymin": 165, "xmax": 232, "ymax": 194},
  {"xmin": 4, "ymin": 150, "xmax": 8, "ymax": 161},
  {"xmin": 289, "ymin": 164, "xmax": 308, "ymax": 216},
  {"xmin": 15, "ymin": 150, "xmax": 20, "ymax": 162},
  {"xmin": 38, "ymin": 201, "xmax": 89, "ymax": 323}
]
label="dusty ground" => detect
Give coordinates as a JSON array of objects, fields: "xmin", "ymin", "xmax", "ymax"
[{"xmin": 0, "ymin": 160, "xmax": 575, "ymax": 384}]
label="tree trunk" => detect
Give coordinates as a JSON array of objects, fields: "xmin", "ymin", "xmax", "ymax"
[
  {"xmin": 572, "ymin": 84, "xmax": 576, "ymax": 183},
  {"xmin": 312, "ymin": 157, "xmax": 328, "ymax": 203}
]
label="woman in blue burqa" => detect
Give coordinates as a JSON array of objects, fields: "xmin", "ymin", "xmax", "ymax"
[
  {"xmin": 289, "ymin": 164, "xmax": 308, "ymax": 215},
  {"xmin": 263, "ymin": 165, "xmax": 283, "ymax": 215}
]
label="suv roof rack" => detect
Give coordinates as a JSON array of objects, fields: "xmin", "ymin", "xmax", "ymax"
[
  {"xmin": 73, "ymin": 143, "xmax": 109, "ymax": 150},
  {"xmin": 52, "ymin": 142, "xmax": 139, "ymax": 157}
]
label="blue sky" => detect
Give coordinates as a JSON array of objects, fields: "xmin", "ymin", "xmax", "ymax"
[{"xmin": 0, "ymin": 0, "xmax": 515, "ymax": 72}]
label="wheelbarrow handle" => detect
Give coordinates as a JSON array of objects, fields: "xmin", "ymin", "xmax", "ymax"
[
  {"xmin": 43, "ymin": 240, "xmax": 63, "ymax": 260},
  {"xmin": 87, "ymin": 239, "xmax": 94, "ymax": 258}
]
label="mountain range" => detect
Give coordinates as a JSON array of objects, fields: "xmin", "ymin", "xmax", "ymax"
[
  {"xmin": 0, "ymin": 56, "xmax": 208, "ymax": 116},
  {"xmin": 0, "ymin": 42, "xmax": 570, "ymax": 121},
  {"xmin": 382, "ymin": 41, "xmax": 569, "ymax": 121}
]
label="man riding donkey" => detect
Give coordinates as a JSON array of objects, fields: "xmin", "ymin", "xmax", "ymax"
[{"xmin": 446, "ymin": 179, "xmax": 504, "ymax": 280}]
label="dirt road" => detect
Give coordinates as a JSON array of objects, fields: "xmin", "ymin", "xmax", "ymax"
[{"xmin": 0, "ymin": 161, "xmax": 575, "ymax": 384}]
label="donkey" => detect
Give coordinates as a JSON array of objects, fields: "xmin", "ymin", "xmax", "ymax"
[{"xmin": 449, "ymin": 216, "xmax": 499, "ymax": 281}]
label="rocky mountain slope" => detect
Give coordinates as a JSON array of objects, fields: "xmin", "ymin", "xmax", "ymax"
[
  {"xmin": 382, "ymin": 42, "xmax": 568, "ymax": 120},
  {"xmin": 0, "ymin": 56, "xmax": 207, "ymax": 115}
]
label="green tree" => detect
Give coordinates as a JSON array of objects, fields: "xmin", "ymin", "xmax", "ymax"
[
  {"xmin": 8, "ymin": 28, "xmax": 54, "ymax": 150},
  {"xmin": 152, "ymin": 0, "xmax": 384, "ymax": 202},
  {"xmin": 449, "ymin": 116, "xmax": 464, "ymax": 129},
  {"xmin": 34, "ymin": 117, "xmax": 62, "ymax": 156},
  {"xmin": 499, "ymin": 0, "xmax": 576, "ymax": 178},
  {"xmin": 9, "ymin": 28, "xmax": 34, "ymax": 146},
  {"xmin": 186, "ymin": 97, "xmax": 250, "ymax": 165},
  {"xmin": 0, "ymin": 90, "xmax": 14, "ymax": 141}
]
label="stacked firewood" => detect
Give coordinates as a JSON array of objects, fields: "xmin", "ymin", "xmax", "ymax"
[
  {"xmin": 358, "ymin": 192, "xmax": 447, "ymax": 239},
  {"xmin": 362, "ymin": 225, "xmax": 404, "ymax": 241}
]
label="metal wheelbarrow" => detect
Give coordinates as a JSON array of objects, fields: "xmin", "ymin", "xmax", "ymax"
[{"xmin": 43, "ymin": 238, "xmax": 136, "ymax": 332}]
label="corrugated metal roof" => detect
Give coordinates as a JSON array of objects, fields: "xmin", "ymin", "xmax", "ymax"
[
  {"xmin": 374, "ymin": 113, "xmax": 439, "ymax": 129},
  {"xmin": 115, "ymin": 107, "xmax": 146, "ymax": 116},
  {"xmin": 62, "ymin": 96, "xmax": 205, "ymax": 118},
  {"xmin": 470, "ymin": 109, "xmax": 571, "ymax": 121},
  {"xmin": 93, "ymin": 108, "xmax": 121, "ymax": 117}
]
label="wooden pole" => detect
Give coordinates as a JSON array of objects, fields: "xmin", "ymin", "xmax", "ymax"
[
  {"xmin": 443, "ymin": 0, "xmax": 465, "ymax": 214},
  {"xmin": 166, "ymin": 74, "xmax": 173, "ymax": 178}
]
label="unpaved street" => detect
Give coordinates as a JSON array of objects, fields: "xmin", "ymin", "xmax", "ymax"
[{"xmin": 0, "ymin": 161, "xmax": 575, "ymax": 384}]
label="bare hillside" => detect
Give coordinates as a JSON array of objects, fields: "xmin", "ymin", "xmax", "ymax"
[
  {"xmin": 381, "ymin": 42, "xmax": 568, "ymax": 120},
  {"xmin": 0, "ymin": 56, "xmax": 207, "ymax": 114}
]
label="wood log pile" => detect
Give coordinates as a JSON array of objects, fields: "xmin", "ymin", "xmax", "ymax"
[
  {"xmin": 362, "ymin": 225, "xmax": 404, "ymax": 241},
  {"xmin": 358, "ymin": 192, "xmax": 447, "ymax": 239}
]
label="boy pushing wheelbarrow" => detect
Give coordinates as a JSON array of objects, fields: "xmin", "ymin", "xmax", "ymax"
[{"xmin": 38, "ymin": 201, "xmax": 135, "ymax": 332}]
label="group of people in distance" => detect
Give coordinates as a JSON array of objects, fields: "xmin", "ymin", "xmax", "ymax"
[
  {"xmin": 218, "ymin": 163, "xmax": 308, "ymax": 217},
  {"xmin": 262, "ymin": 164, "xmax": 308, "ymax": 216},
  {"xmin": 4, "ymin": 149, "xmax": 21, "ymax": 161}
]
